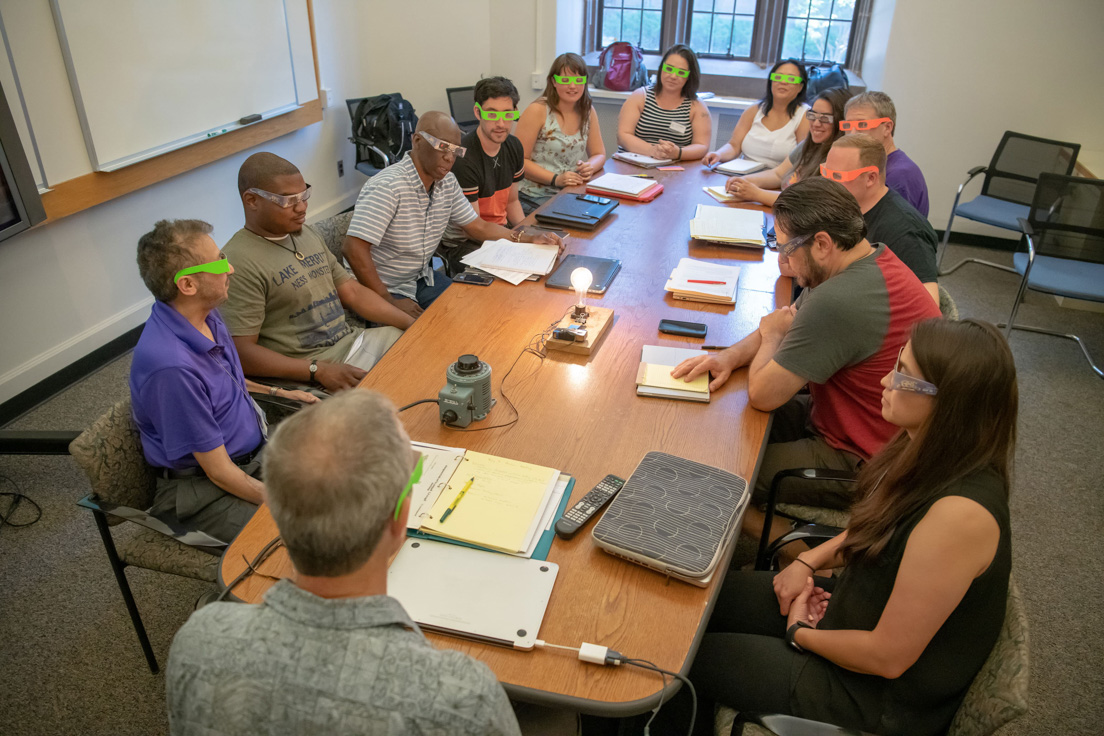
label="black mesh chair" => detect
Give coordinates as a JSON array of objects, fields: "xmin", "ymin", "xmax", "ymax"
[
  {"xmin": 1005, "ymin": 173, "xmax": 1104, "ymax": 378},
  {"xmin": 938, "ymin": 131, "xmax": 1080, "ymax": 275},
  {"xmin": 446, "ymin": 85, "xmax": 478, "ymax": 135}
]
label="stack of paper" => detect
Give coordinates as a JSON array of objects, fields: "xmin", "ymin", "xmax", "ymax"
[
  {"xmin": 712, "ymin": 158, "xmax": 767, "ymax": 175},
  {"xmin": 636, "ymin": 345, "xmax": 711, "ymax": 403},
  {"xmin": 408, "ymin": 445, "xmax": 569, "ymax": 559},
  {"xmin": 664, "ymin": 257, "xmax": 741, "ymax": 304},
  {"xmin": 613, "ymin": 151, "xmax": 675, "ymax": 168},
  {"xmin": 703, "ymin": 185, "xmax": 737, "ymax": 203},
  {"xmin": 587, "ymin": 172, "xmax": 662, "ymax": 200},
  {"xmin": 689, "ymin": 204, "xmax": 767, "ymax": 248},
  {"xmin": 460, "ymin": 239, "xmax": 559, "ymax": 285}
]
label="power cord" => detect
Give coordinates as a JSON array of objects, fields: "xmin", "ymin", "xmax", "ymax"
[
  {"xmin": 0, "ymin": 474, "xmax": 42, "ymax": 535},
  {"xmin": 534, "ymin": 639, "xmax": 697, "ymax": 736},
  {"xmin": 217, "ymin": 535, "xmax": 285, "ymax": 602},
  {"xmin": 398, "ymin": 398, "xmax": 439, "ymax": 412}
]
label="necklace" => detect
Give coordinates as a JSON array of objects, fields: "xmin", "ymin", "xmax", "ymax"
[{"xmin": 270, "ymin": 236, "xmax": 305, "ymax": 262}]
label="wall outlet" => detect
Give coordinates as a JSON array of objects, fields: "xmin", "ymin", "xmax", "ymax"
[
  {"xmin": 337, "ymin": 160, "xmax": 344, "ymax": 177},
  {"xmin": 531, "ymin": 72, "xmax": 543, "ymax": 90}
]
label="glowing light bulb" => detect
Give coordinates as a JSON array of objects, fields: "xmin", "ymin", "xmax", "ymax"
[{"xmin": 571, "ymin": 267, "xmax": 593, "ymax": 308}]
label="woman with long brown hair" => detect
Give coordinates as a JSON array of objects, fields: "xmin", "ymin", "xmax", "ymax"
[
  {"xmin": 678, "ymin": 318, "xmax": 1017, "ymax": 736},
  {"xmin": 516, "ymin": 52, "xmax": 606, "ymax": 213}
]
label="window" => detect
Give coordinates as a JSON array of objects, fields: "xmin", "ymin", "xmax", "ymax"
[{"xmin": 587, "ymin": 0, "xmax": 871, "ymax": 72}]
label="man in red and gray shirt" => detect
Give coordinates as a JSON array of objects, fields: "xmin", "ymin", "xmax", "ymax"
[{"xmin": 673, "ymin": 177, "xmax": 941, "ymax": 545}]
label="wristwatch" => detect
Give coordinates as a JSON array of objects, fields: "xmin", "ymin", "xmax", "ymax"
[
  {"xmin": 786, "ymin": 621, "xmax": 812, "ymax": 652},
  {"xmin": 308, "ymin": 359, "xmax": 318, "ymax": 384}
]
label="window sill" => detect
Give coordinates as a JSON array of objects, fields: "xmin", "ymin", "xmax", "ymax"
[{"xmin": 583, "ymin": 51, "xmax": 865, "ymax": 100}]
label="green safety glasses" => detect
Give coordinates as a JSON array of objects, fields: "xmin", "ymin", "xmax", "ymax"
[
  {"xmin": 554, "ymin": 74, "xmax": 587, "ymax": 85},
  {"xmin": 770, "ymin": 72, "xmax": 803, "ymax": 84},
  {"xmin": 661, "ymin": 63, "xmax": 690, "ymax": 78},
  {"xmin": 394, "ymin": 453, "xmax": 424, "ymax": 521},
  {"xmin": 475, "ymin": 103, "xmax": 520, "ymax": 121},
  {"xmin": 174, "ymin": 254, "xmax": 230, "ymax": 283}
]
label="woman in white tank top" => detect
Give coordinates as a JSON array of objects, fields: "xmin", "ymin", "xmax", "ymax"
[{"xmin": 703, "ymin": 59, "xmax": 811, "ymax": 170}]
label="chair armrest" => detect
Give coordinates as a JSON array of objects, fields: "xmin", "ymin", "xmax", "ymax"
[
  {"xmin": 776, "ymin": 468, "xmax": 859, "ymax": 485},
  {"xmin": 1017, "ymin": 217, "xmax": 1033, "ymax": 237},
  {"xmin": 966, "ymin": 165, "xmax": 987, "ymax": 178},
  {"xmin": 0, "ymin": 430, "xmax": 82, "ymax": 455},
  {"xmin": 763, "ymin": 524, "xmax": 845, "ymax": 569},
  {"xmin": 735, "ymin": 712, "xmax": 875, "ymax": 736},
  {"xmin": 77, "ymin": 494, "xmax": 225, "ymax": 553}
]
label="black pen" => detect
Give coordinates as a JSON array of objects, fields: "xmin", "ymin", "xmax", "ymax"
[{"xmin": 701, "ymin": 345, "xmax": 729, "ymax": 350}]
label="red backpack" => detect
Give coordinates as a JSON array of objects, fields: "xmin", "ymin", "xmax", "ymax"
[{"xmin": 594, "ymin": 42, "xmax": 649, "ymax": 92}]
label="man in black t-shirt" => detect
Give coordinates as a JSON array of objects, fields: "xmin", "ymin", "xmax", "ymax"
[
  {"xmin": 438, "ymin": 76, "xmax": 526, "ymax": 276},
  {"xmin": 823, "ymin": 134, "xmax": 939, "ymax": 304}
]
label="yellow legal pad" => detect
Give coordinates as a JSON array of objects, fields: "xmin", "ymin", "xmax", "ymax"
[
  {"xmin": 636, "ymin": 363, "xmax": 710, "ymax": 394},
  {"xmin": 419, "ymin": 451, "xmax": 559, "ymax": 553}
]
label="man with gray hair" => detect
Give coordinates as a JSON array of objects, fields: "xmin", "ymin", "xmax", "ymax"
[
  {"xmin": 672, "ymin": 178, "xmax": 940, "ymax": 549},
  {"xmin": 842, "ymin": 91, "xmax": 929, "ymax": 216},
  {"xmin": 166, "ymin": 390, "xmax": 522, "ymax": 736},
  {"xmin": 130, "ymin": 219, "xmax": 317, "ymax": 543}
]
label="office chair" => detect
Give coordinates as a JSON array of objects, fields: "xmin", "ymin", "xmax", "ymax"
[
  {"xmin": 446, "ymin": 86, "xmax": 479, "ymax": 135},
  {"xmin": 1004, "ymin": 173, "xmax": 1104, "ymax": 378},
  {"xmin": 937, "ymin": 131, "xmax": 1080, "ymax": 276}
]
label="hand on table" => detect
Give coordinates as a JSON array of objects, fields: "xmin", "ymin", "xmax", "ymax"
[
  {"xmin": 725, "ymin": 176, "xmax": 762, "ymax": 201},
  {"xmin": 786, "ymin": 577, "xmax": 832, "ymax": 629},
  {"xmin": 702, "ymin": 151, "xmax": 724, "ymax": 167},
  {"xmin": 669, "ymin": 351, "xmax": 735, "ymax": 392},
  {"xmin": 758, "ymin": 306, "xmax": 796, "ymax": 341},
  {"xmin": 557, "ymin": 170, "xmax": 585, "ymax": 188},
  {"xmin": 576, "ymin": 160, "xmax": 598, "ymax": 181},
  {"xmin": 314, "ymin": 361, "xmax": 367, "ymax": 393},
  {"xmin": 390, "ymin": 296, "xmax": 424, "ymax": 319},
  {"xmin": 526, "ymin": 231, "xmax": 566, "ymax": 256},
  {"xmin": 653, "ymin": 140, "xmax": 679, "ymax": 160}
]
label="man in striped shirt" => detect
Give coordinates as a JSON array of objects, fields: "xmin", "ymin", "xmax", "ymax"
[{"xmin": 343, "ymin": 111, "xmax": 562, "ymax": 319}]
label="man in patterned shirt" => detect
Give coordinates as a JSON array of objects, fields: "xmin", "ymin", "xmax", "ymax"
[
  {"xmin": 166, "ymin": 390, "xmax": 521, "ymax": 736},
  {"xmin": 343, "ymin": 111, "xmax": 562, "ymax": 319}
]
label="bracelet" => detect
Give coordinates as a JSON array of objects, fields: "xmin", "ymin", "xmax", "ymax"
[
  {"xmin": 511, "ymin": 229, "xmax": 523, "ymax": 243},
  {"xmin": 551, "ymin": 172, "xmax": 559, "ymax": 187},
  {"xmin": 794, "ymin": 557, "xmax": 816, "ymax": 573},
  {"xmin": 786, "ymin": 621, "xmax": 812, "ymax": 652},
  {"xmin": 269, "ymin": 386, "xmax": 279, "ymax": 396},
  {"xmin": 677, "ymin": 146, "xmax": 683, "ymax": 160}
]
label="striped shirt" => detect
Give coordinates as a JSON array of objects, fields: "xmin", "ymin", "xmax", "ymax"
[
  {"xmin": 347, "ymin": 154, "xmax": 478, "ymax": 298},
  {"xmin": 630, "ymin": 86, "xmax": 693, "ymax": 147}
]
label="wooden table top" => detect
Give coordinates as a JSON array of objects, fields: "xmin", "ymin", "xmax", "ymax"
[{"xmin": 219, "ymin": 160, "xmax": 788, "ymax": 716}]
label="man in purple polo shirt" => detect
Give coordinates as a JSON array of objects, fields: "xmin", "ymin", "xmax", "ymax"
[
  {"xmin": 130, "ymin": 219, "xmax": 317, "ymax": 542},
  {"xmin": 842, "ymin": 91, "xmax": 929, "ymax": 217}
]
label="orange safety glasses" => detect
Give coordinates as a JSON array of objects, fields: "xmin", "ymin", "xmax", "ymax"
[
  {"xmin": 838, "ymin": 118, "xmax": 892, "ymax": 132},
  {"xmin": 820, "ymin": 164, "xmax": 879, "ymax": 182}
]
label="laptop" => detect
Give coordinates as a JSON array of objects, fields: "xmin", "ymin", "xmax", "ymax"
[{"xmin": 534, "ymin": 192, "xmax": 619, "ymax": 231}]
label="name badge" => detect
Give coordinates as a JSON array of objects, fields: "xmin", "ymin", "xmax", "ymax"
[{"xmin": 669, "ymin": 121, "xmax": 687, "ymax": 135}]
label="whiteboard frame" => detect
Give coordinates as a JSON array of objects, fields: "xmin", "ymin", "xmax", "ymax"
[{"xmin": 49, "ymin": 0, "xmax": 304, "ymax": 172}]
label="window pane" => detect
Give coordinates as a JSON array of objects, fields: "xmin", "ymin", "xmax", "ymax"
[
  {"xmin": 604, "ymin": 0, "xmax": 620, "ymax": 6},
  {"xmin": 602, "ymin": 9, "xmax": 622, "ymax": 47},
  {"xmin": 622, "ymin": 0, "xmax": 643, "ymax": 8},
  {"xmin": 694, "ymin": 0, "xmax": 716, "ymax": 11},
  {"xmin": 788, "ymin": 0, "xmax": 812, "ymax": 16},
  {"xmin": 623, "ymin": 8, "xmax": 643, "ymax": 44},
  {"xmin": 642, "ymin": 10, "xmax": 662, "ymax": 49},
  {"xmin": 714, "ymin": 0, "xmax": 735, "ymax": 13},
  {"xmin": 644, "ymin": 0, "xmax": 664, "ymax": 8},
  {"xmin": 731, "ymin": 16, "xmax": 754, "ymax": 57},
  {"xmin": 736, "ymin": 0, "xmax": 757, "ymax": 12},
  {"xmin": 831, "ymin": 0, "xmax": 857, "ymax": 20},
  {"xmin": 690, "ymin": 12, "xmax": 713, "ymax": 51},
  {"xmin": 825, "ymin": 20, "xmax": 851, "ymax": 62},
  {"xmin": 781, "ymin": 18, "xmax": 808, "ymax": 59},
  {"xmin": 710, "ymin": 14, "xmax": 733, "ymax": 54},
  {"xmin": 803, "ymin": 19, "xmax": 828, "ymax": 60},
  {"xmin": 807, "ymin": 0, "xmax": 833, "ymax": 20}
]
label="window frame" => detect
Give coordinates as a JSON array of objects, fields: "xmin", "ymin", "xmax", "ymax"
[{"xmin": 585, "ymin": 0, "xmax": 873, "ymax": 75}]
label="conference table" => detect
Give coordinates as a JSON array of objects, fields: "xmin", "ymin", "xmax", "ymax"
[{"xmin": 218, "ymin": 159, "xmax": 789, "ymax": 717}]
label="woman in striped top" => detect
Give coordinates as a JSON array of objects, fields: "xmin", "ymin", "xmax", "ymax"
[{"xmin": 617, "ymin": 44, "xmax": 711, "ymax": 162}]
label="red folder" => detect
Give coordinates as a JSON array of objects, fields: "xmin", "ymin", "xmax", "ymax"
[{"xmin": 586, "ymin": 182, "xmax": 664, "ymax": 203}]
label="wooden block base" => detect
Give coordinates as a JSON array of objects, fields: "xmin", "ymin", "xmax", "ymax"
[{"xmin": 546, "ymin": 306, "xmax": 614, "ymax": 355}]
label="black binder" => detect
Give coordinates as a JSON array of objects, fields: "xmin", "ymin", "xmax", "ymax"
[{"xmin": 534, "ymin": 193, "xmax": 619, "ymax": 231}]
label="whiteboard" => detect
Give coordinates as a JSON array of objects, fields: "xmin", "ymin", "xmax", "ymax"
[{"xmin": 50, "ymin": 0, "xmax": 315, "ymax": 172}]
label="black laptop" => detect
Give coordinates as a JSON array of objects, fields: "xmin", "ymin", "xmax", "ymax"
[{"xmin": 534, "ymin": 192, "xmax": 619, "ymax": 231}]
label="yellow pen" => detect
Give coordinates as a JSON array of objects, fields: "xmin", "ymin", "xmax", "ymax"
[{"xmin": 439, "ymin": 477, "xmax": 474, "ymax": 523}]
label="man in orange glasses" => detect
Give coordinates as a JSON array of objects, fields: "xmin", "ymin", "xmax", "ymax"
[
  {"xmin": 823, "ymin": 135, "xmax": 939, "ymax": 303},
  {"xmin": 438, "ymin": 77, "xmax": 527, "ymax": 275},
  {"xmin": 841, "ymin": 92, "xmax": 929, "ymax": 216}
]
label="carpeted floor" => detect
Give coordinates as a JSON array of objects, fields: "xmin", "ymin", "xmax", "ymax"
[{"xmin": 1, "ymin": 244, "xmax": 1102, "ymax": 735}]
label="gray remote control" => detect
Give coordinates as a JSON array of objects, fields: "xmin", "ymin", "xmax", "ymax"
[{"xmin": 554, "ymin": 474, "xmax": 626, "ymax": 540}]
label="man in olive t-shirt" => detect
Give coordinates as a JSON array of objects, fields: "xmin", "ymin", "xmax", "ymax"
[{"xmin": 220, "ymin": 153, "xmax": 413, "ymax": 393}]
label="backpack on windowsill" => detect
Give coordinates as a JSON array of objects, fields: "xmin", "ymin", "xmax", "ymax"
[{"xmin": 594, "ymin": 42, "xmax": 648, "ymax": 92}]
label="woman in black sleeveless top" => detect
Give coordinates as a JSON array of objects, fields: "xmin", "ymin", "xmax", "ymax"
[{"xmin": 676, "ymin": 318, "xmax": 1017, "ymax": 736}]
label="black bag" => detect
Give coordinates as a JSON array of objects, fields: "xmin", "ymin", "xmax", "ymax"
[
  {"xmin": 805, "ymin": 62, "xmax": 849, "ymax": 97},
  {"xmin": 349, "ymin": 93, "xmax": 418, "ymax": 170}
]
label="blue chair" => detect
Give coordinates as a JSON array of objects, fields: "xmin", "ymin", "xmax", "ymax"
[
  {"xmin": 937, "ymin": 132, "xmax": 1080, "ymax": 275},
  {"xmin": 1005, "ymin": 173, "xmax": 1104, "ymax": 378}
]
